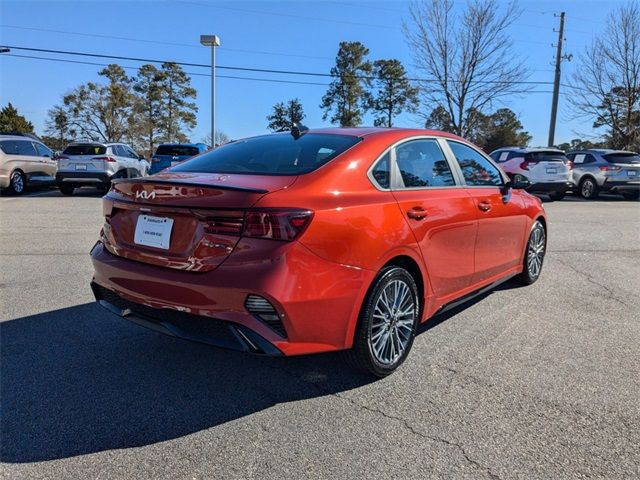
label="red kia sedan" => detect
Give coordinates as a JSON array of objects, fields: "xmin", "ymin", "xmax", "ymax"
[{"xmin": 91, "ymin": 127, "xmax": 546, "ymax": 376}]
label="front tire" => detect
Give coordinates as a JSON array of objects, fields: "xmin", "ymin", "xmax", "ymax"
[
  {"xmin": 517, "ymin": 220, "xmax": 546, "ymax": 285},
  {"xmin": 346, "ymin": 266, "xmax": 419, "ymax": 377},
  {"xmin": 6, "ymin": 170, "xmax": 26, "ymax": 195},
  {"xmin": 579, "ymin": 177, "xmax": 599, "ymax": 199}
]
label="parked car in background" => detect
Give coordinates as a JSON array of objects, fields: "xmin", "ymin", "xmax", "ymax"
[
  {"xmin": 91, "ymin": 127, "xmax": 547, "ymax": 377},
  {"xmin": 489, "ymin": 147, "xmax": 573, "ymax": 200},
  {"xmin": 0, "ymin": 133, "xmax": 57, "ymax": 195},
  {"xmin": 566, "ymin": 149, "xmax": 640, "ymax": 200},
  {"xmin": 149, "ymin": 143, "xmax": 208, "ymax": 175},
  {"xmin": 56, "ymin": 142, "xmax": 147, "ymax": 195}
]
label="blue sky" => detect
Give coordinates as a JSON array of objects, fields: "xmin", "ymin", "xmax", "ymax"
[{"xmin": 0, "ymin": 0, "xmax": 625, "ymax": 146}]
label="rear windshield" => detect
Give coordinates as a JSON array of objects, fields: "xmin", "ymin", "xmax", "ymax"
[
  {"xmin": 63, "ymin": 144, "xmax": 106, "ymax": 155},
  {"xmin": 603, "ymin": 152, "xmax": 640, "ymax": 164},
  {"xmin": 525, "ymin": 151, "xmax": 567, "ymax": 162},
  {"xmin": 171, "ymin": 133, "xmax": 361, "ymax": 175},
  {"xmin": 155, "ymin": 145, "xmax": 200, "ymax": 156}
]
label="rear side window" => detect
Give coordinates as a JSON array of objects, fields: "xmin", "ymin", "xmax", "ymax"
[
  {"xmin": 371, "ymin": 151, "xmax": 391, "ymax": 189},
  {"xmin": 525, "ymin": 151, "xmax": 567, "ymax": 163},
  {"xmin": 13, "ymin": 140, "xmax": 38, "ymax": 156},
  {"xmin": 603, "ymin": 152, "xmax": 640, "ymax": 164},
  {"xmin": 63, "ymin": 144, "xmax": 106, "ymax": 155},
  {"xmin": 172, "ymin": 133, "xmax": 361, "ymax": 175},
  {"xmin": 155, "ymin": 145, "xmax": 201, "ymax": 156},
  {"xmin": 447, "ymin": 141, "xmax": 503, "ymax": 186},
  {"xmin": 0, "ymin": 140, "xmax": 19, "ymax": 154},
  {"xmin": 395, "ymin": 139, "xmax": 455, "ymax": 188}
]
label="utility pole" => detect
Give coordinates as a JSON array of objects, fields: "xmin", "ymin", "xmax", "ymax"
[
  {"xmin": 548, "ymin": 12, "xmax": 566, "ymax": 147},
  {"xmin": 200, "ymin": 35, "xmax": 221, "ymax": 147}
]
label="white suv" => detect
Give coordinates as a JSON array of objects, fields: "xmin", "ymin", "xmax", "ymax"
[
  {"xmin": 56, "ymin": 142, "xmax": 147, "ymax": 195},
  {"xmin": 489, "ymin": 147, "xmax": 573, "ymax": 200}
]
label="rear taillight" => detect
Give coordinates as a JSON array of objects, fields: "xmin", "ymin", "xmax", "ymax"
[
  {"xmin": 202, "ymin": 212, "xmax": 245, "ymax": 236},
  {"xmin": 564, "ymin": 160, "xmax": 574, "ymax": 170},
  {"xmin": 243, "ymin": 210, "xmax": 313, "ymax": 241},
  {"xmin": 54, "ymin": 155, "xmax": 68, "ymax": 161},
  {"xmin": 519, "ymin": 160, "xmax": 538, "ymax": 171},
  {"xmin": 599, "ymin": 165, "xmax": 621, "ymax": 171},
  {"xmin": 93, "ymin": 156, "xmax": 116, "ymax": 162}
]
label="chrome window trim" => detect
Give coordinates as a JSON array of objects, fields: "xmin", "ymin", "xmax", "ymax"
[
  {"xmin": 366, "ymin": 135, "xmax": 463, "ymax": 192},
  {"xmin": 441, "ymin": 139, "xmax": 508, "ymax": 187}
]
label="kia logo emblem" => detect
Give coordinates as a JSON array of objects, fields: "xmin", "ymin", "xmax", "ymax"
[{"xmin": 136, "ymin": 190, "xmax": 156, "ymax": 200}]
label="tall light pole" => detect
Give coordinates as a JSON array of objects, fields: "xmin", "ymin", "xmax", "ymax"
[{"xmin": 200, "ymin": 35, "xmax": 221, "ymax": 147}]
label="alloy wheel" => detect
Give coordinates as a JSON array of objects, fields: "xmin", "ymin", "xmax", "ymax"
[
  {"xmin": 581, "ymin": 179, "xmax": 595, "ymax": 198},
  {"xmin": 369, "ymin": 279, "xmax": 416, "ymax": 365},
  {"xmin": 11, "ymin": 172, "xmax": 24, "ymax": 193},
  {"xmin": 527, "ymin": 226, "xmax": 545, "ymax": 278}
]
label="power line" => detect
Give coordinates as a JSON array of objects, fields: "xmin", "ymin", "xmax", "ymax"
[
  {"xmin": 0, "ymin": 24, "xmax": 332, "ymax": 60},
  {"xmin": 3, "ymin": 45, "xmax": 566, "ymax": 87},
  {"xmin": 2, "ymin": 54, "xmax": 332, "ymax": 86},
  {"xmin": 177, "ymin": 0, "xmax": 399, "ymax": 30},
  {"xmin": 2, "ymin": 53, "xmax": 560, "ymax": 95}
]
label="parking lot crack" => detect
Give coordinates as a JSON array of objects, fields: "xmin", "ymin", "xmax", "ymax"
[{"xmin": 555, "ymin": 258, "xmax": 633, "ymax": 308}]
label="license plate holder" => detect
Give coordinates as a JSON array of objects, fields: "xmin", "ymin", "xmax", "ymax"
[
  {"xmin": 75, "ymin": 164, "xmax": 87, "ymax": 171},
  {"xmin": 134, "ymin": 215, "xmax": 174, "ymax": 250},
  {"xmin": 546, "ymin": 168, "xmax": 557, "ymax": 174},
  {"xmin": 628, "ymin": 170, "xmax": 637, "ymax": 177}
]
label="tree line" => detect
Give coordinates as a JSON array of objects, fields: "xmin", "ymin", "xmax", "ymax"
[{"xmin": 1, "ymin": 0, "xmax": 637, "ymax": 154}]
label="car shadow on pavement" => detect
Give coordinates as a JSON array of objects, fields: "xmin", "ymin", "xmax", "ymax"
[{"xmin": 0, "ymin": 303, "xmax": 374, "ymax": 463}]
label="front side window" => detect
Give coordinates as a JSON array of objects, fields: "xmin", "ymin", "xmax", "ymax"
[
  {"xmin": 447, "ymin": 141, "xmax": 503, "ymax": 187},
  {"xmin": 34, "ymin": 142, "xmax": 52, "ymax": 157},
  {"xmin": 171, "ymin": 133, "xmax": 361, "ymax": 175},
  {"xmin": 395, "ymin": 139, "xmax": 455, "ymax": 188}
]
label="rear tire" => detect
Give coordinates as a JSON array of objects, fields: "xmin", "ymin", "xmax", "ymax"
[
  {"xmin": 516, "ymin": 220, "xmax": 546, "ymax": 285},
  {"xmin": 346, "ymin": 266, "xmax": 419, "ymax": 377},
  {"xmin": 579, "ymin": 177, "xmax": 599, "ymax": 199},
  {"xmin": 59, "ymin": 184, "xmax": 75, "ymax": 196},
  {"xmin": 549, "ymin": 191, "xmax": 565, "ymax": 201}
]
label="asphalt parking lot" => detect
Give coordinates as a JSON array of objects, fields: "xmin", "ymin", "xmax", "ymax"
[{"xmin": 1, "ymin": 188, "xmax": 639, "ymax": 479}]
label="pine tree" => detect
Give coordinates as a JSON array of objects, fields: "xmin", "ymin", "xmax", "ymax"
[
  {"xmin": 159, "ymin": 62, "xmax": 197, "ymax": 143},
  {"xmin": 0, "ymin": 103, "xmax": 35, "ymax": 133},
  {"xmin": 321, "ymin": 42, "xmax": 372, "ymax": 127},
  {"xmin": 267, "ymin": 98, "xmax": 306, "ymax": 132},
  {"xmin": 368, "ymin": 59, "xmax": 418, "ymax": 127}
]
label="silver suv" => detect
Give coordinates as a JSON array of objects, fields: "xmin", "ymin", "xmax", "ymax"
[
  {"xmin": 56, "ymin": 142, "xmax": 146, "ymax": 195},
  {"xmin": 566, "ymin": 149, "xmax": 640, "ymax": 200}
]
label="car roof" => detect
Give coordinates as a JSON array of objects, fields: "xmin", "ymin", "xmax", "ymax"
[
  {"xmin": 308, "ymin": 126, "xmax": 462, "ymax": 139},
  {"xmin": 569, "ymin": 149, "xmax": 635, "ymax": 155},
  {"xmin": 490, "ymin": 146, "xmax": 564, "ymax": 154},
  {"xmin": 0, "ymin": 134, "xmax": 43, "ymax": 142}
]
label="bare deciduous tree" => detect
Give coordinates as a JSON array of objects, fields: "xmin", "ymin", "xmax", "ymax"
[
  {"xmin": 404, "ymin": 0, "xmax": 528, "ymax": 137},
  {"xmin": 568, "ymin": 1, "xmax": 640, "ymax": 151}
]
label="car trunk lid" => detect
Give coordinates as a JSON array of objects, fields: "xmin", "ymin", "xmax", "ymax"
[{"xmin": 101, "ymin": 173, "xmax": 297, "ymax": 271}]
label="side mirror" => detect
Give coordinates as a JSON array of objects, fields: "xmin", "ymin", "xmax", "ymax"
[{"xmin": 511, "ymin": 174, "xmax": 531, "ymax": 190}]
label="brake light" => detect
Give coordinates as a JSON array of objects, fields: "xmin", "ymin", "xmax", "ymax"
[
  {"xmin": 599, "ymin": 165, "xmax": 621, "ymax": 171},
  {"xmin": 243, "ymin": 210, "xmax": 313, "ymax": 241},
  {"xmin": 519, "ymin": 160, "xmax": 538, "ymax": 171},
  {"xmin": 93, "ymin": 156, "xmax": 116, "ymax": 162}
]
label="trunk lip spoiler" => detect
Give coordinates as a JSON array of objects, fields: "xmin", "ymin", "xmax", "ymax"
[{"xmin": 112, "ymin": 178, "xmax": 269, "ymax": 194}]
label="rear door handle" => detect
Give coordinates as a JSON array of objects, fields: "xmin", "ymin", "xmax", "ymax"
[
  {"xmin": 407, "ymin": 207, "xmax": 427, "ymax": 220},
  {"xmin": 478, "ymin": 201, "xmax": 492, "ymax": 212}
]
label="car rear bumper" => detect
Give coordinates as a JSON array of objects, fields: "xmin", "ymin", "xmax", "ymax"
[
  {"xmin": 602, "ymin": 180, "xmax": 640, "ymax": 192},
  {"xmin": 56, "ymin": 171, "xmax": 112, "ymax": 186},
  {"xmin": 527, "ymin": 181, "xmax": 572, "ymax": 194},
  {"xmin": 90, "ymin": 240, "xmax": 374, "ymax": 356}
]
